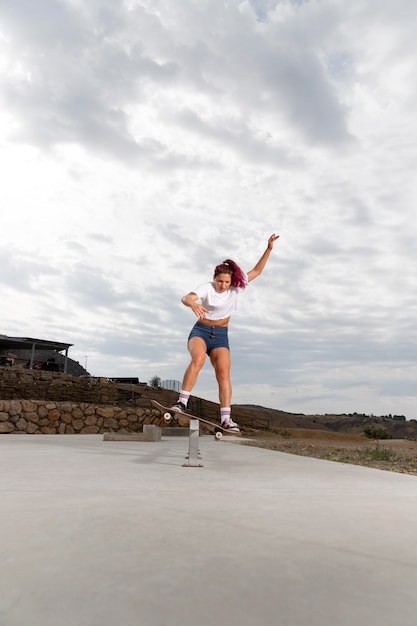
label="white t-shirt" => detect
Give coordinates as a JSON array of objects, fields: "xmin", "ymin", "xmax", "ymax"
[{"xmin": 193, "ymin": 276, "xmax": 248, "ymax": 321}]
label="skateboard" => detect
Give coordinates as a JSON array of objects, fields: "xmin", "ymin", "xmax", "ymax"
[{"xmin": 151, "ymin": 400, "xmax": 241, "ymax": 439}]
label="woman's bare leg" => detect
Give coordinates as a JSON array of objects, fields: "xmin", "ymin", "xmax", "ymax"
[
  {"xmin": 181, "ymin": 337, "xmax": 207, "ymax": 391},
  {"xmin": 209, "ymin": 347, "xmax": 232, "ymax": 408}
]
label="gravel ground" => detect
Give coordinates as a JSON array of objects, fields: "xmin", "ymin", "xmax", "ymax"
[{"xmin": 243, "ymin": 432, "xmax": 417, "ymax": 475}]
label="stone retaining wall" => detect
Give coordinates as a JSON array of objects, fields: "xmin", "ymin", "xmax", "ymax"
[
  {"xmin": 0, "ymin": 399, "xmax": 162, "ymax": 434},
  {"xmin": 0, "ymin": 366, "xmax": 219, "ymax": 435},
  {"xmin": 0, "ymin": 367, "xmax": 119, "ymax": 404}
]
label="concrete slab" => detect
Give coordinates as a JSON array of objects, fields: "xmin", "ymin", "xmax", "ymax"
[
  {"xmin": 103, "ymin": 425, "xmax": 161, "ymax": 442},
  {"xmin": 0, "ymin": 434, "xmax": 416, "ymax": 626}
]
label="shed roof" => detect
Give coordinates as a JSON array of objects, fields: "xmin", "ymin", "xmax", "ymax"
[
  {"xmin": 0, "ymin": 335, "xmax": 73, "ymax": 352},
  {"xmin": 0, "ymin": 335, "xmax": 73, "ymax": 373}
]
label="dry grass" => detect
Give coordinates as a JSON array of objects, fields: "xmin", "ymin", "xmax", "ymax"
[{"xmin": 242, "ymin": 428, "xmax": 417, "ymax": 475}]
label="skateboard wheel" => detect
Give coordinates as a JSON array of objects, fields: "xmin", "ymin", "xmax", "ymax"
[
  {"xmin": 163, "ymin": 412, "xmax": 172, "ymax": 423},
  {"xmin": 215, "ymin": 431, "xmax": 223, "ymax": 440}
]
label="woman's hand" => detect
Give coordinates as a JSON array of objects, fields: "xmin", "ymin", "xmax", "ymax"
[
  {"xmin": 182, "ymin": 293, "xmax": 207, "ymax": 318},
  {"xmin": 247, "ymin": 234, "xmax": 280, "ymax": 282},
  {"xmin": 267, "ymin": 234, "xmax": 280, "ymax": 250},
  {"xmin": 191, "ymin": 303, "xmax": 208, "ymax": 319}
]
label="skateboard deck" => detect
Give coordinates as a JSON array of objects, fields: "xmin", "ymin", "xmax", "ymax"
[{"xmin": 151, "ymin": 400, "xmax": 241, "ymax": 439}]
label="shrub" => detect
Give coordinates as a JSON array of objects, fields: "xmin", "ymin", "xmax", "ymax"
[
  {"xmin": 271, "ymin": 428, "xmax": 292, "ymax": 438},
  {"xmin": 363, "ymin": 445, "xmax": 395, "ymax": 462},
  {"xmin": 364, "ymin": 425, "xmax": 390, "ymax": 440}
]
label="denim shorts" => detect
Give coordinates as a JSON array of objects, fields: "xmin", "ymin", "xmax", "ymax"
[{"xmin": 188, "ymin": 321, "xmax": 229, "ymax": 355}]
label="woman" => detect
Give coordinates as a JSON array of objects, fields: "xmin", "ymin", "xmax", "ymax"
[{"xmin": 172, "ymin": 234, "xmax": 280, "ymax": 432}]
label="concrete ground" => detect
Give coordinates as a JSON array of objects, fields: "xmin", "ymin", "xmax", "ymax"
[{"xmin": 0, "ymin": 433, "xmax": 416, "ymax": 626}]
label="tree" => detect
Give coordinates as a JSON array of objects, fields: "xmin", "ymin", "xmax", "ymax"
[{"xmin": 149, "ymin": 375, "xmax": 161, "ymax": 388}]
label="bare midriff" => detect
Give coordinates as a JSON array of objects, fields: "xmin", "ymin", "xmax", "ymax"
[{"xmin": 198, "ymin": 316, "xmax": 230, "ymax": 327}]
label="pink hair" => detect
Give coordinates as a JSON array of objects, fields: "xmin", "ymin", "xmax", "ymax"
[{"xmin": 213, "ymin": 259, "xmax": 247, "ymax": 289}]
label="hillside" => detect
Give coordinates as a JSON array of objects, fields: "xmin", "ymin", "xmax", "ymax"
[{"xmin": 232, "ymin": 403, "xmax": 417, "ymax": 440}]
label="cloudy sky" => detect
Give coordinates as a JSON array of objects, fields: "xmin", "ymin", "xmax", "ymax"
[{"xmin": 1, "ymin": 0, "xmax": 416, "ymax": 420}]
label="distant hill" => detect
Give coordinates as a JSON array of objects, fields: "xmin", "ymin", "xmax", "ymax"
[{"xmin": 232, "ymin": 404, "xmax": 417, "ymax": 440}]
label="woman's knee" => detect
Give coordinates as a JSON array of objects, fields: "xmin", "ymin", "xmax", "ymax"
[
  {"xmin": 187, "ymin": 338, "xmax": 207, "ymax": 370},
  {"xmin": 212, "ymin": 359, "xmax": 231, "ymax": 382},
  {"xmin": 190, "ymin": 353, "xmax": 206, "ymax": 370},
  {"xmin": 215, "ymin": 367, "xmax": 230, "ymax": 384}
]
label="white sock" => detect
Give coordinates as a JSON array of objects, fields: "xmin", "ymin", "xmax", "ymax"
[
  {"xmin": 179, "ymin": 390, "xmax": 190, "ymax": 406},
  {"xmin": 220, "ymin": 407, "xmax": 231, "ymax": 424}
]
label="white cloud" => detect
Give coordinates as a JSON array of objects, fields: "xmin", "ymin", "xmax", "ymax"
[{"xmin": 0, "ymin": 0, "xmax": 416, "ymax": 420}]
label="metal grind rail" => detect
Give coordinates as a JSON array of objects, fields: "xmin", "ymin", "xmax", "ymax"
[{"xmin": 183, "ymin": 418, "xmax": 203, "ymax": 467}]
